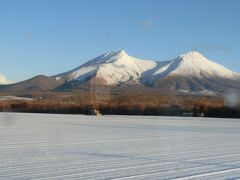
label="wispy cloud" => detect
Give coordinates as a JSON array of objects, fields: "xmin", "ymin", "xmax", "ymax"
[
  {"xmin": 139, "ymin": 19, "xmax": 154, "ymax": 31},
  {"xmin": 192, "ymin": 44, "xmax": 233, "ymax": 54}
]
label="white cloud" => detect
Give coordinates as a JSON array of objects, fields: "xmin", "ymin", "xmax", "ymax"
[{"xmin": 0, "ymin": 73, "xmax": 12, "ymax": 84}]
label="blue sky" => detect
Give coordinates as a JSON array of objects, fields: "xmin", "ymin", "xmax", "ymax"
[{"xmin": 0, "ymin": 0, "xmax": 240, "ymax": 82}]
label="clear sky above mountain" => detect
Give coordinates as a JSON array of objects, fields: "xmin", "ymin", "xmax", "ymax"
[{"xmin": 0, "ymin": 0, "xmax": 240, "ymax": 82}]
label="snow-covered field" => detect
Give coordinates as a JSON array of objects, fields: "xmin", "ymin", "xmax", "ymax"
[{"xmin": 1, "ymin": 113, "xmax": 240, "ymax": 179}]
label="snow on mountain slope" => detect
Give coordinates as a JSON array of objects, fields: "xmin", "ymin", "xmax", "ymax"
[
  {"xmin": 56, "ymin": 50, "xmax": 156, "ymax": 85},
  {"xmin": 54, "ymin": 50, "xmax": 240, "ymax": 91},
  {"xmin": 150, "ymin": 52, "xmax": 240, "ymax": 94},
  {"xmin": 0, "ymin": 73, "xmax": 12, "ymax": 84},
  {"xmin": 178, "ymin": 52, "xmax": 238, "ymax": 78},
  {"xmin": 1, "ymin": 50, "xmax": 239, "ymax": 94},
  {"xmin": 150, "ymin": 51, "xmax": 240, "ymax": 82}
]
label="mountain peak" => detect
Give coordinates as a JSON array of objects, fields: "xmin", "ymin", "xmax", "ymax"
[
  {"xmin": 166, "ymin": 51, "xmax": 240, "ymax": 80},
  {"xmin": 54, "ymin": 50, "xmax": 240, "ymax": 92},
  {"xmin": 2, "ymin": 50, "xmax": 239, "ymax": 95},
  {"xmin": 100, "ymin": 50, "xmax": 130, "ymax": 63},
  {"xmin": 93, "ymin": 50, "xmax": 129, "ymax": 63},
  {"xmin": 180, "ymin": 51, "xmax": 205, "ymax": 61},
  {"xmin": 114, "ymin": 50, "xmax": 128, "ymax": 57}
]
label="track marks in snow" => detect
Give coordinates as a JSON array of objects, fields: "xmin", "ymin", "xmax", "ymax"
[{"xmin": 0, "ymin": 113, "xmax": 240, "ymax": 179}]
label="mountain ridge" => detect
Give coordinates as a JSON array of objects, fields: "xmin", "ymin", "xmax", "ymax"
[{"xmin": 0, "ymin": 50, "xmax": 239, "ymax": 95}]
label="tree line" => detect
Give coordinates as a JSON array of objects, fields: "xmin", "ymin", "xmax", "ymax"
[{"xmin": 0, "ymin": 92, "xmax": 239, "ymax": 118}]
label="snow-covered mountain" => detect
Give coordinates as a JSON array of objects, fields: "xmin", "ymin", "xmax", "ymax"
[
  {"xmin": 144, "ymin": 51, "xmax": 240, "ymax": 95},
  {"xmin": 0, "ymin": 73, "xmax": 11, "ymax": 84},
  {"xmin": 53, "ymin": 50, "xmax": 240, "ymax": 94},
  {"xmin": 149, "ymin": 52, "xmax": 237, "ymax": 79},
  {"xmin": 55, "ymin": 50, "xmax": 156, "ymax": 85},
  {"xmin": 0, "ymin": 50, "xmax": 239, "ymax": 95}
]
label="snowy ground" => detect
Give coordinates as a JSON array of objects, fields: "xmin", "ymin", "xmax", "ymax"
[
  {"xmin": 0, "ymin": 96, "xmax": 34, "ymax": 101},
  {"xmin": 0, "ymin": 113, "xmax": 240, "ymax": 179}
]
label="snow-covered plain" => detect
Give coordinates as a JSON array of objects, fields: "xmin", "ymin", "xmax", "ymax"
[{"xmin": 1, "ymin": 113, "xmax": 240, "ymax": 179}]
